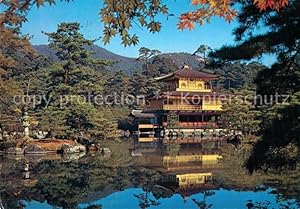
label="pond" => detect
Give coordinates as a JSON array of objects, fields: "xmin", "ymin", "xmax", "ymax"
[{"xmin": 0, "ymin": 140, "xmax": 299, "ymax": 209}]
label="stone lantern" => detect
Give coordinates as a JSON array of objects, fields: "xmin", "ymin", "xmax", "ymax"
[{"xmin": 21, "ymin": 112, "xmax": 30, "ymax": 140}]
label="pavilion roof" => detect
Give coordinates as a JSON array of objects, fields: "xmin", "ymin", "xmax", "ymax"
[{"xmin": 155, "ymin": 65, "xmax": 219, "ymax": 81}]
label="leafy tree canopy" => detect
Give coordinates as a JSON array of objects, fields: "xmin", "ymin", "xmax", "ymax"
[{"xmin": 208, "ymin": 0, "xmax": 300, "ymax": 172}]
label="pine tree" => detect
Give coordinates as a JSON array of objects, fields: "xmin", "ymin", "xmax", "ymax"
[
  {"xmin": 220, "ymin": 88, "xmax": 261, "ymax": 137},
  {"xmin": 104, "ymin": 70, "xmax": 130, "ymax": 96},
  {"xmin": 210, "ymin": 0, "xmax": 300, "ymax": 172},
  {"xmin": 38, "ymin": 22, "xmax": 117, "ymax": 140}
]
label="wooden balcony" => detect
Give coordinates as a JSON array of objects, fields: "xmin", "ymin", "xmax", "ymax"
[{"xmin": 163, "ymin": 104, "xmax": 202, "ymax": 111}]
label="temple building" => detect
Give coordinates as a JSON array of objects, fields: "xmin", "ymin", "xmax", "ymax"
[{"xmin": 132, "ymin": 65, "xmax": 225, "ymax": 144}]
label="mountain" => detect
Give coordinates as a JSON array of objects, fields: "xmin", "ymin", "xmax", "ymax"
[
  {"xmin": 33, "ymin": 45, "xmax": 143, "ymax": 73},
  {"xmin": 33, "ymin": 45, "xmax": 202, "ymax": 73},
  {"xmin": 158, "ymin": 52, "xmax": 203, "ymax": 69}
]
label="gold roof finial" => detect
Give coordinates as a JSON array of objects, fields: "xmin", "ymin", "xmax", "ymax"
[{"xmin": 182, "ymin": 62, "xmax": 189, "ymax": 69}]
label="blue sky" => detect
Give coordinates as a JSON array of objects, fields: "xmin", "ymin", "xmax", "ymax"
[
  {"xmin": 20, "ymin": 0, "xmax": 236, "ymax": 56},
  {"xmin": 19, "ymin": 0, "xmax": 274, "ymax": 64}
]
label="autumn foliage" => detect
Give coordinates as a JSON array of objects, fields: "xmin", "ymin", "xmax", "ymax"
[{"xmin": 178, "ymin": 0, "xmax": 289, "ymax": 30}]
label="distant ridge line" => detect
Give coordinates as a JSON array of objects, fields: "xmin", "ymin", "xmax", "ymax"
[{"xmin": 33, "ymin": 44, "xmax": 202, "ymax": 73}]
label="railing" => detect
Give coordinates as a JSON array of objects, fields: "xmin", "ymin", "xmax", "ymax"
[
  {"xmin": 163, "ymin": 137, "xmax": 227, "ymax": 144},
  {"xmin": 163, "ymin": 104, "xmax": 202, "ymax": 111},
  {"xmin": 179, "ymin": 122, "xmax": 216, "ymax": 128},
  {"xmin": 146, "ymin": 104, "xmax": 222, "ymax": 111},
  {"xmin": 162, "ymin": 122, "xmax": 217, "ymax": 128}
]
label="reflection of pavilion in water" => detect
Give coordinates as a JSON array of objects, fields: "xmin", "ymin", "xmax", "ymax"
[{"xmin": 136, "ymin": 143, "xmax": 223, "ymax": 199}]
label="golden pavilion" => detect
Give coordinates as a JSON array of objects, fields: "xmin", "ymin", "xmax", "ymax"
[{"xmin": 132, "ymin": 65, "xmax": 224, "ymax": 144}]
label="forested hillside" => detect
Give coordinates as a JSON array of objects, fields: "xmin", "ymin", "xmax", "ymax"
[{"xmin": 33, "ymin": 45, "xmax": 204, "ymax": 73}]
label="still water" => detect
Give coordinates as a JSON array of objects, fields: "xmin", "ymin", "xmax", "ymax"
[{"xmin": 0, "ymin": 141, "xmax": 299, "ymax": 209}]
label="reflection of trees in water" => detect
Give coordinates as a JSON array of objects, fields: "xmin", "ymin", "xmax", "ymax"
[
  {"xmin": 0, "ymin": 143, "xmax": 300, "ymax": 208},
  {"xmin": 131, "ymin": 165, "xmax": 162, "ymax": 208},
  {"xmin": 129, "ymin": 166, "xmax": 161, "ymax": 189},
  {"xmin": 215, "ymin": 145, "xmax": 300, "ymax": 206},
  {"xmin": 0, "ymin": 151, "xmax": 162, "ymax": 209},
  {"xmin": 84, "ymin": 205, "xmax": 102, "ymax": 209},
  {"xmin": 246, "ymin": 200, "xmax": 271, "ymax": 209},
  {"xmin": 0, "ymin": 192, "xmax": 25, "ymax": 209},
  {"xmin": 0, "ymin": 157, "xmax": 28, "ymax": 209},
  {"xmin": 112, "ymin": 167, "xmax": 127, "ymax": 191},
  {"xmin": 192, "ymin": 191, "xmax": 215, "ymax": 209},
  {"xmin": 134, "ymin": 192, "xmax": 160, "ymax": 209},
  {"xmin": 246, "ymin": 199, "xmax": 299, "ymax": 209},
  {"xmin": 31, "ymin": 163, "xmax": 160, "ymax": 208}
]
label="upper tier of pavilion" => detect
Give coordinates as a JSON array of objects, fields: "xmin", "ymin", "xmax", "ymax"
[{"xmin": 155, "ymin": 65, "xmax": 219, "ymax": 93}]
